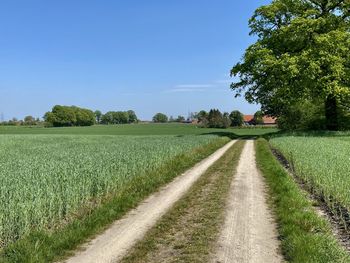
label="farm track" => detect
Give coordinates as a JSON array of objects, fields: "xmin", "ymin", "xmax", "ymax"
[
  {"xmin": 64, "ymin": 140, "xmax": 237, "ymax": 263},
  {"xmin": 213, "ymin": 140, "xmax": 283, "ymax": 263}
]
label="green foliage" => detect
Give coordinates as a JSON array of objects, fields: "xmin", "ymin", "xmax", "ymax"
[
  {"xmin": 176, "ymin": 115, "xmax": 185, "ymax": 122},
  {"xmin": 94, "ymin": 110, "xmax": 102, "ymax": 124},
  {"xmin": 231, "ymin": 0, "xmax": 350, "ymax": 130},
  {"xmin": 44, "ymin": 105, "xmax": 95, "ymax": 127},
  {"xmin": 229, "ymin": 110, "xmax": 244, "ymax": 127},
  {"xmin": 256, "ymin": 138, "xmax": 350, "ymax": 262},
  {"xmin": 101, "ymin": 110, "xmax": 138, "ymax": 124},
  {"xmin": 152, "ymin": 113, "xmax": 168, "ymax": 123},
  {"xmin": 207, "ymin": 109, "xmax": 231, "ymax": 128},
  {"xmin": 127, "ymin": 110, "xmax": 138, "ymax": 123},
  {"xmin": 253, "ymin": 111, "xmax": 264, "ymax": 125},
  {"xmin": 23, "ymin": 116, "xmax": 36, "ymax": 126}
]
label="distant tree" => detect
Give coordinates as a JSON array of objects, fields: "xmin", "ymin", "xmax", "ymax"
[
  {"xmin": 196, "ymin": 110, "xmax": 208, "ymax": 122},
  {"xmin": 208, "ymin": 109, "xmax": 229, "ymax": 128},
  {"xmin": 176, "ymin": 115, "xmax": 185, "ymax": 122},
  {"xmin": 253, "ymin": 111, "xmax": 264, "ymax": 125},
  {"xmin": 44, "ymin": 105, "xmax": 95, "ymax": 127},
  {"xmin": 101, "ymin": 111, "xmax": 114, "ymax": 124},
  {"xmin": 127, "ymin": 110, "xmax": 138, "ymax": 123},
  {"xmin": 153, "ymin": 113, "xmax": 168, "ymax": 123},
  {"xmin": 229, "ymin": 110, "xmax": 244, "ymax": 127},
  {"xmin": 74, "ymin": 107, "xmax": 95, "ymax": 126},
  {"xmin": 94, "ymin": 110, "xmax": 102, "ymax": 124},
  {"xmin": 23, "ymin": 116, "xmax": 36, "ymax": 126},
  {"xmin": 169, "ymin": 116, "xmax": 175, "ymax": 122}
]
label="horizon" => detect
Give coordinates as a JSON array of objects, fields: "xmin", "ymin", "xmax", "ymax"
[{"xmin": 0, "ymin": 1, "xmax": 270, "ymax": 121}]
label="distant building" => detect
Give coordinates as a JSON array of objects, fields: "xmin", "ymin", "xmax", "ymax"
[{"xmin": 243, "ymin": 115, "xmax": 277, "ymax": 126}]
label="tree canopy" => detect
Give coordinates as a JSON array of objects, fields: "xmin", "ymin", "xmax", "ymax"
[
  {"xmin": 152, "ymin": 113, "xmax": 168, "ymax": 123},
  {"xmin": 229, "ymin": 110, "xmax": 244, "ymax": 127},
  {"xmin": 231, "ymin": 0, "xmax": 350, "ymax": 130},
  {"xmin": 44, "ymin": 105, "xmax": 95, "ymax": 127}
]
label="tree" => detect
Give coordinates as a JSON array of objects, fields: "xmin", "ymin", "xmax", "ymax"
[
  {"xmin": 229, "ymin": 110, "xmax": 244, "ymax": 127},
  {"xmin": 176, "ymin": 115, "xmax": 185, "ymax": 122},
  {"xmin": 231, "ymin": 0, "xmax": 350, "ymax": 130},
  {"xmin": 44, "ymin": 105, "xmax": 95, "ymax": 127},
  {"xmin": 23, "ymin": 116, "xmax": 36, "ymax": 126},
  {"xmin": 207, "ymin": 109, "xmax": 230, "ymax": 128},
  {"xmin": 153, "ymin": 113, "xmax": 168, "ymax": 123},
  {"xmin": 127, "ymin": 110, "xmax": 138, "ymax": 123},
  {"xmin": 94, "ymin": 110, "xmax": 102, "ymax": 124},
  {"xmin": 196, "ymin": 110, "xmax": 208, "ymax": 123},
  {"xmin": 253, "ymin": 111, "xmax": 264, "ymax": 125}
]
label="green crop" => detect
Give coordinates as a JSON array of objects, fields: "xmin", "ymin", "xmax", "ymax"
[
  {"xmin": 270, "ymin": 136, "xmax": 350, "ymax": 222},
  {"xmin": 0, "ymin": 134, "xmax": 217, "ymax": 248}
]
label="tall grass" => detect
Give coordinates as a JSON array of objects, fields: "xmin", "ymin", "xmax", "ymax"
[
  {"xmin": 0, "ymin": 134, "xmax": 217, "ymax": 248},
  {"xmin": 256, "ymin": 139, "xmax": 349, "ymax": 262},
  {"xmin": 270, "ymin": 136, "xmax": 350, "ymax": 224}
]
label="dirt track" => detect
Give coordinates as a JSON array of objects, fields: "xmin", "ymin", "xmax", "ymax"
[
  {"xmin": 65, "ymin": 140, "xmax": 236, "ymax": 263},
  {"xmin": 213, "ymin": 140, "xmax": 283, "ymax": 263}
]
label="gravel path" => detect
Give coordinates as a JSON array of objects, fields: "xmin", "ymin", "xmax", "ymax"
[
  {"xmin": 64, "ymin": 140, "xmax": 237, "ymax": 263},
  {"xmin": 213, "ymin": 140, "xmax": 283, "ymax": 263}
]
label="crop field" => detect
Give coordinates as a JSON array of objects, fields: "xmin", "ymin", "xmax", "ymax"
[
  {"xmin": 0, "ymin": 134, "xmax": 218, "ymax": 248},
  {"xmin": 0, "ymin": 123, "xmax": 278, "ymax": 136},
  {"xmin": 270, "ymin": 136, "xmax": 350, "ymax": 221}
]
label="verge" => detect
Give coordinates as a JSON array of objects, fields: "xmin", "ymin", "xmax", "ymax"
[{"xmin": 255, "ymin": 138, "xmax": 350, "ymax": 263}]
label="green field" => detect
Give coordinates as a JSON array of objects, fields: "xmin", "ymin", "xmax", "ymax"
[
  {"xmin": 0, "ymin": 123, "xmax": 278, "ymax": 136},
  {"xmin": 0, "ymin": 124, "xmax": 277, "ymax": 262},
  {"xmin": 0, "ymin": 134, "xmax": 220, "ymax": 247},
  {"xmin": 270, "ymin": 135, "xmax": 350, "ymax": 223}
]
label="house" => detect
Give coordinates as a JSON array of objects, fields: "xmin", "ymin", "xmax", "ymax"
[
  {"xmin": 243, "ymin": 115, "xmax": 255, "ymax": 125},
  {"xmin": 243, "ymin": 114, "xmax": 277, "ymax": 126}
]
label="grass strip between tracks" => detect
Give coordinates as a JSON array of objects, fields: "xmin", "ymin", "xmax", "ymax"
[
  {"xmin": 121, "ymin": 140, "xmax": 245, "ymax": 263},
  {"xmin": 255, "ymin": 138, "xmax": 350, "ymax": 263},
  {"xmin": 0, "ymin": 137, "xmax": 230, "ymax": 263}
]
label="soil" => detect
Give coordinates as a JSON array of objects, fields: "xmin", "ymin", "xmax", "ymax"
[{"xmin": 213, "ymin": 140, "xmax": 283, "ymax": 263}]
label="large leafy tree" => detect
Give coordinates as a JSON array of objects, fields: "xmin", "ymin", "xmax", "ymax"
[{"xmin": 231, "ymin": 0, "xmax": 350, "ymax": 130}]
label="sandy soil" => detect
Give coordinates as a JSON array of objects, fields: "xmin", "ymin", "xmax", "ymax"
[
  {"xmin": 64, "ymin": 140, "xmax": 237, "ymax": 263},
  {"xmin": 213, "ymin": 140, "xmax": 283, "ymax": 263}
]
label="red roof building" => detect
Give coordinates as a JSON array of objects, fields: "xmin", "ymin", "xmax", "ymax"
[{"xmin": 243, "ymin": 114, "xmax": 277, "ymax": 126}]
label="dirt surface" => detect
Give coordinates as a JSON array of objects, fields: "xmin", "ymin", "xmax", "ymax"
[
  {"xmin": 64, "ymin": 140, "xmax": 236, "ymax": 263},
  {"xmin": 213, "ymin": 140, "xmax": 283, "ymax": 263},
  {"xmin": 121, "ymin": 140, "xmax": 245, "ymax": 263}
]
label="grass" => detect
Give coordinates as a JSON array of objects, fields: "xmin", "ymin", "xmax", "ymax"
[
  {"xmin": 0, "ymin": 137, "xmax": 230, "ymax": 263},
  {"xmin": 0, "ymin": 123, "xmax": 278, "ymax": 136},
  {"xmin": 121, "ymin": 140, "xmax": 245, "ymax": 263},
  {"xmin": 255, "ymin": 138, "xmax": 350, "ymax": 263},
  {"xmin": 0, "ymin": 134, "xmax": 218, "ymax": 248},
  {"xmin": 270, "ymin": 136, "xmax": 350, "ymax": 225}
]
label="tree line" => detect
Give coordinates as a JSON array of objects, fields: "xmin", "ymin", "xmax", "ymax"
[
  {"xmin": 152, "ymin": 109, "xmax": 265, "ymax": 128},
  {"xmin": 44, "ymin": 106, "xmax": 139, "ymax": 127}
]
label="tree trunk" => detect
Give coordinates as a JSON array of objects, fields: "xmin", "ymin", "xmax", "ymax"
[{"xmin": 325, "ymin": 95, "xmax": 338, "ymax": 131}]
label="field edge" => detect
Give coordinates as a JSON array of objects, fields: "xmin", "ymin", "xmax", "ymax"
[{"xmin": 255, "ymin": 138, "xmax": 350, "ymax": 263}]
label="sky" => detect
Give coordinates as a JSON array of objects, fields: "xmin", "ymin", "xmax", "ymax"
[{"xmin": 0, "ymin": 0, "xmax": 271, "ymax": 121}]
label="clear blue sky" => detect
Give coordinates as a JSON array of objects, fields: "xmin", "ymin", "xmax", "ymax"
[{"xmin": 0, "ymin": 0, "xmax": 270, "ymax": 121}]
